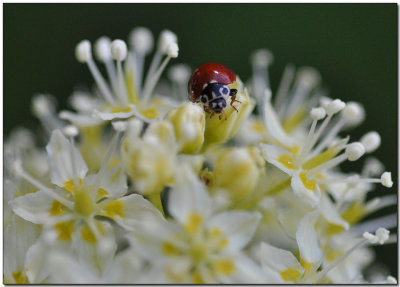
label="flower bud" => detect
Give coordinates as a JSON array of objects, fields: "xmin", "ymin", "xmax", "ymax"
[
  {"xmin": 202, "ymin": 79, "xmax": 255, "ymax": 150},
  {"xmin": 122, "ymin": 120, "xmax": 177, "ymax": 195},
  {"xmin": 212, "ymin": 146, "xmax": 264, "ymax": 202},
  {"xmin": 166, "ymin": 102, "xmax": 205, "ymax": 154}
]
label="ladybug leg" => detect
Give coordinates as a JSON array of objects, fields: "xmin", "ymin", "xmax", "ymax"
[
  {"xmin": 229, "ymin": 95, "xmax": 240, "ymax": 113},
  {"xmin": 220, "ymin": 110, "xmax": 227, "ymax": 120}
]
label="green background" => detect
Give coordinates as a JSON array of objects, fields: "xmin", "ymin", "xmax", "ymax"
[{"xmin": 4, "ymin": 4, "xmax": 398, "ymax": 277}]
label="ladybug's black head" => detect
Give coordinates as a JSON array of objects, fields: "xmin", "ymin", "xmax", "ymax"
[{"xmin": 209, "ymin": 97, "xmax": 227, "ymax": 113}]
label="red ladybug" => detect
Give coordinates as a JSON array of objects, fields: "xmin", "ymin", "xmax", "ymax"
[{"xmin": 188, "ymin": 63, "xmax": 240, "ymax": 117}]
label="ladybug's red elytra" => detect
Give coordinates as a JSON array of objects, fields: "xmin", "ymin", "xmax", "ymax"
[{"xmin": 188, "ymin": 63, "xmax": 241, "ymax": 118}]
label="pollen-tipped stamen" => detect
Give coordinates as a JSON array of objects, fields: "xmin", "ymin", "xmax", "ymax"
[
  {"xmin": 111, "ymin": 39, "xmax": 130, "ymax": 106},
  {"xmin": 141, "ymin": 42, "xmax": 179, "ymax": 104},
  {"xmin": 76, "ymin": 40, "xmax": 117, "ymax": 106}
]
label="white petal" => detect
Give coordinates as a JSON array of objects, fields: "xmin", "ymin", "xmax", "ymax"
[
  {"xmin": 46, "ymin": 129, "xmax": 88, "ymax": 187},
  {"xmin": 320, "ymin": 194, "xmax": 349, "ymax": 229},
  {"xmin": 215, "ymin": 253, "xmax": 267, "ymax": 284},
  {"xmin": 72, "ymin": 221, "xmax": 116, "ymax": 277},
  {"xmin": 4, "ymin": 216, "xmax": 38, "ymax": 283},
  {"xmin": 128, "ymin": 221, "xmax": 181, "ymax": 261},
  {"xmin": 59, "ymin": 110, "xmax": 103, "ymax": 127},
  {"xmin": 47, "ymin": 251, "xmax": 102, "ymax": 283},
  {"xmin": 207, "ymin": 211, "xmax": 261, "ymax": 251},
  {"xmin": 25, "ymin": 235, "xmax": 51, "ymax": 283},
  {"xmin": 259, "ymin": 143, "xmax": 297, "ymax": 175},
  {"xmin": 168, "ymin": 165, "xmax": 212, "ymax": 224},
  {"xmin": 260, "ymin": 242, "xmax": 304, "ymax": 274},
  {"xmin": 103, "ymin": 193, "xmax": 164, "ymax": 231},
  {"xmin": 296, "ymin": 210, "xmax": 322, "ymax": 265},
  {"xmin": 10, "ymin": 191, "xmax": 66, "ymax": 224},
  {"xmin": 262, "ymin": 91, "xmax": 294, "ymax": 147},
  {"xmin": 291, "ymin": 171, "xmax": 321, "ymax": 207},
  {"xmin": 96, "ymin": 164, "xmax": 128, "ymax": 199},
  {"xmin": 104, "ymin": 248, "xmax": 143, "ymax": 283},
  {"xmin": 96, "ymin": 104, "xmax": 155, "ymax": 123}
]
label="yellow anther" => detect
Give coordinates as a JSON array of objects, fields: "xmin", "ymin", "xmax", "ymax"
[
  {"xmin": 111, "ymin": 106, "xmax": 132, "ymax": 113},
  {"xmin": 81, "ymin": 224, "xmax": 97, "ymax": 244},
  {"xmin": 162, "ymin": 242, "xmax": 181, "ymax": 256},
  {"xmin": 278, "ymin": 154, "xmax": 297, "ymax": 170},
  {"xmin": 49, "ymin": 200, "xmax": 66, "ymax": 216},
  {"xmin": 104, "ymin": 200, "xmax": 124, "ymax": 219},
  {"xmin": 54, "ymin": 221, "xmax": 75, "ymax": 241},
  {"xmin": 97, "ymin": 188, "xmax": 109, "ymax": 201},
  {"xmin": 184, "ymin": 213, "xmax": 203, "ymax": 234},
  {"xmin": 214, "ymin": 260, "xmax": 235, "ymax": 275},
  {"xmin": 280, "ymin": 268, "xmax": 302, "ymax": 282},
  {"xmin": 12, "ymin": 270, "xmax": 27, "ymax": 284},
  {"xmin": 139, "ymin": 107, "xmax": 158, "ymax": 119},
  {"xmin": 300, "ymin": 171, "xmax": 317, "ymax": 191}
]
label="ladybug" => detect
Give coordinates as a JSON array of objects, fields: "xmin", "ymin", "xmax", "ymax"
[{"xmin": 188, "ymin": 63, "xmax": 240, "ymax": 118}]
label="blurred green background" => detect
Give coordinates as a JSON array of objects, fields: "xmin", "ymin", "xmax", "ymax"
[{"xmin": 4, "ymin": 3, "xmax": 397, "ymax": 277}]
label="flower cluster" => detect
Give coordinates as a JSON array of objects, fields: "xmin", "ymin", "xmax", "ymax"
[{"xmin": 4, "ymin": 27, "xmax": 397, "ymax": 284}]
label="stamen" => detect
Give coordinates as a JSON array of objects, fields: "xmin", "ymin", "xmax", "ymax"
[
  {"xmin": 62, "ymin": 125, "xmax": 79, "ymax": 138},
  {"xmin": 76, "ymin": 40, "xmax": 116, "ymax": 106},
  {"xmin": 381, "ymin": 172, "xmax": 393, "ymax": 187},
  {"xmin": 348, "ymin": 214, "xmax": 397, "ymax": 235},
  {"xmin": 32, "ymin": 94, "xmax": 64, "ymax": 133},
  {"xmin": 141, "ymin": 42, "xmax": 179, "ymax": 104},
  {"xmin": 285, "ymin": 67, "xmax": 320, "ymax": 118},
  {"xmin": 364, "ymin": 227, "xmax": 390, "ymax": 244},
  {"xmin": 143, "ymin": 30, "xmax": 177, "ymax": 94},
  {"xmin": 306, "ymin": 100, "xmax": 345, "ymax": 156},
  {"xmin": 362, "ymin": 157, "xmax": 384, "ymax": 177},
  {"xmin": 316, "ymin": 171, "xmax": 392, "ymax": 188},
  {"xmin": 313, "ymin": 233, "xmax": 374, "ymax": 283},
  {"xmin": 341, "ymin": 102, "xmax": 365, "ymax": 127},
  {"xmin": 94, "ymin": 37, "xmax": 118, "ymax": 95},
  {"xmin": 94, "ymin": 129, "xmax": 123, "ymax": 187},
  {"xmin": 345, "ymin": 142, "xmax": 365, "ymax": 161},
  {"xmin": 129, "ymin": 27, "xmax": 154, "ymax": 56},
  {"xmin": 112, "ymin": 121, "xmax": 128, "ymax": 132},
  {"xmin": 111, "ymin": 39, "xmax": 129, "ymax": 105},
  {"xmin": 387, "ymin": 276, "xmax": 397, "ymax": 284},
  {"xmin": 168, "ymin": 64, "xmax": 191, "ymax": 100},
  {"xmin": 12, "ymin": 161, "xmax": 73, "ymax": 209},
  {"xmin": 366, "ymin": 195, "xmax": 397, "ymax": 213},
  {"xmin": 129, "ymin": 27, "xmax": 153, "ymax": 95},
  {"xmin": 275, "ymin": 64, "xmax": 295, "ymax": 114},
  {"xmin": 310, "ymin": 117, "xmax": 345, "ymax": 157},
  {"xmin": 251, "ymin": 49, "xmax": 274, "ymax": 90},
  {"xmin": 360, "ymin": 131, "xmax": 381, "ymax": 153},
  {"xmin": 297, "ymin": 107, "xmax": 326, "ymax": 164}
]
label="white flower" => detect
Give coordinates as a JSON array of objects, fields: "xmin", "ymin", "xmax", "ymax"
[
  {"xmin": 128, "ymin": 165, "xmax": 264, "ymax": 283},
  {"xmin": 10, "ymin": 129, "xmax": 162, "ymax": 268},
  {"xmin": 61, "ymin": 29, "xmax": 179, "ymax": 126}
]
